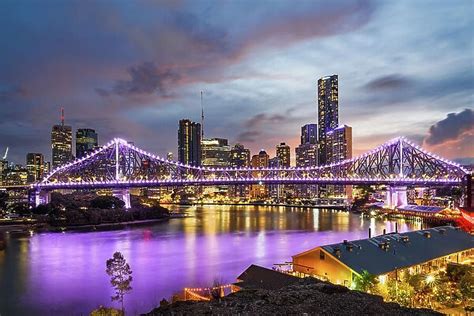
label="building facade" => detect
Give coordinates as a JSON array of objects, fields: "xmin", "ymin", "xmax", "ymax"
[
  {"xmin": 301, "ymin": 124, "xmax": 318, "ymax": 145},
  {"xmin": 292, "ymin": 226, "xmax": 474, "ymax": 288},
  {"xmin": 51, "ymin": 123, "xmax": 73, "ymax": 168},
  {"xmin": 317, "ymin": 75, "xmax": 339, "ymax": 166},
  {"xmin": 250, "ymin": 150, "xmax": 269, "ymax": 200},
  {"xmin": 230, "ymin": 144, "xmax": 251, "ymax": 199},
  {"xmin": 276, "ymin": 143, "xmax": 291, "ymax": 168},
  {"xmin": 76, "ymin": 128, "xmax": 98, "ymax": 159},
  {"xmin": 26, "ymin": 153, "xmax": 45, "ymax": 183},
  {"xmin": 178, "ymin": 119, "xmax": 201, "ymax": 166},
  {"xmin": 230, "ymin": 144, "xmax": 250, "ymax": 168},
  {"xmin": 201, "ymin": 138, "xmax": 231, "ymax": 167},
  {"xmin": 326, "ymin": 125, "xmax": 352, "ymax": 198}
]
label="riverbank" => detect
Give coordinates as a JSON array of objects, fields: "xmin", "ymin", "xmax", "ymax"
[
  {"xmin": 162, "ymin": 201, "xmax": 349, "ymax": 210},
  {"xmin": 0, "ymin": 213, "xmax": 189, "ymax": 234}
]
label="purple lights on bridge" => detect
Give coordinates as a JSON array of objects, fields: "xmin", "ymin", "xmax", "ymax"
[{"xmin": 33, "ymin": 136, "xmax": 469, "ymax": 194}]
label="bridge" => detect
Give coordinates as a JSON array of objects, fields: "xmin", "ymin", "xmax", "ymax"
[{"xmin": 30, "ymin": 137, "xmax": 470, "ymax": 208}]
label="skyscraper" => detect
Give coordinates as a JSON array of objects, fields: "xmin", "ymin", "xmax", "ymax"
[
  {"xmin": 301, "ymin": 124, "xmax": 318, "ymax": 145},
  {"xmin": 296, "ymin": 124, "xmax": 319, "ymax": 198},
  {"xmin": 318, "ymin": 75, "xmax": 338, "ymax": 165},
  {"xmin": 201, "ymin": 138, "xmax": 231, "ymax": 167},
  {"xmin": 276, "ymin": 143, "xmax": 291, "ymax": 167},
  {"xmin": 76, "ymin": 128, "xmax": 98, "ymax": 158},
  {"xmin": 250, "ymin": 150, "xmax": 269, "ymax": 199},
  {"xmin": 178, "ymin": 119, "xmax": 201, "ymax": 166},
  {"xmin": 230, "ymin": 144, "xmax": 251, "ymax": 199},
  {"xmin": 326, "ymin": 125, "xmax": 353, "ymax": 198},
  {"xmin": 26, "ymin": 153, "xmax": 44, "ymax": 183},
  {"xmin": 51, "ymin": 108, "xmax": 73, "ymax": 168},
  {"xmin": 230, "ymin": 143, "xmax": 250, "ymax": 168}
]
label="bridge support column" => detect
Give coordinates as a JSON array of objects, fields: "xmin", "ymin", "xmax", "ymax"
[
  {"xmin": 385, "ymin": 186, "xmax": 407, "ymax": 209},
  {"xmin": 113, "ymin": 188, "xmax": 131, "ymax": 209},
  {"xmin": 28, "ymin": 190, "xmax": 51, "ymax": 208}
]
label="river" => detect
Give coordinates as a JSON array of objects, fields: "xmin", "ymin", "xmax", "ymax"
[{"xmin": 0, "ymin": 205, "xmax": 424, "ymax": 315}]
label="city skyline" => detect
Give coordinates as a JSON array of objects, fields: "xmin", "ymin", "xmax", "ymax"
[{"xmin": 0, "ymin": 1, "xmax": 473, "ymax": 164}]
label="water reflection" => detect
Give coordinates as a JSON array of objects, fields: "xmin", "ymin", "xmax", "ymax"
[{"xmin": 0, "ymin": 205, "xmax": 423, "ymax": 315}]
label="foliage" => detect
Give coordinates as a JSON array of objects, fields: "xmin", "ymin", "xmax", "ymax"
[
  {"xmin": 386, "ymin": 279, "xmax": 414, "ymax": 307},
  {"xmin": 106, "ymin": 252, "xmax": 133, "ymax": 313},
  {"xmin": 353, "ymin": 270, "xmax": 379, "ymax": 293},
  {"xmin": 458, "ymin": 271, "xmax": 474, "ymax": 305},
  {"xmin": 90, "ymin": 306, "xmax": 123, "ymax": 316},
  {"xmin": 447, "ymin": 263, "xmax": 473, "ymax": 282},
  {"xmin": 0, "ymin": 191, "xmax": 8, "ymax": 210},
  {"xmin": 91, "ymin": 196, "xmax": 125, "ymax": 210},
  {"xmin": 7, "ymin": 202, "xmax": 30, "ymax": 216}
]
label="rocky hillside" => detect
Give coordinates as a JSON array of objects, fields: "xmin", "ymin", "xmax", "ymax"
[{"xmin": 145, "ymin": 279, "xmax": 440, "ymax": 316}]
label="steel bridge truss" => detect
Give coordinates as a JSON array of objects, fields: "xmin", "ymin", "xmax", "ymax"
[{"xmin": 36, "ymin": 137, "xmax": 469, "ymax": 190}]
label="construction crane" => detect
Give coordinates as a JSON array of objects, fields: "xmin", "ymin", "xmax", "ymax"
[{"xmin": 2, "ymin": 147, "xmax": 8, "ymax": 160}]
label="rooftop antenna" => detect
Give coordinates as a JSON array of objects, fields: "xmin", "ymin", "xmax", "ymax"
[
  {"xmin": 61, "ymin": 107, "xmax": 65, "ymax": 126},
  {"xmin": 2, "ymin": 147, "xmax": 8, "ymax": 160},
  {"xmin": 200, "ymin": 91, "xmax": 204, "ymax": 139}
]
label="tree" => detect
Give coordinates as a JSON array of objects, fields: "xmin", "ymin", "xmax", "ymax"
[
  {"xmin": 106, "ymin": 252, "xmax": 133, "ymax": 314},
  {"xmin": 0, "ymin": 191, "xmax": 8, "ymax": 211},
  {"xmin": 458, "ymin": 272, "xmax": 474, "ymax": 307},
  {"xmin": 353, "ymin": 270, "xmax": 379, "ymax": 293}
]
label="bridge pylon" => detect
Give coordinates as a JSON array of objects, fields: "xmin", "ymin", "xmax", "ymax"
[
  {"xmin": 385, "ymin": 186, "xmax": 408, "ymax": 209},
  {"xmin": 113, "ymin": 188, "xmax": 131, "ymax": 209}
]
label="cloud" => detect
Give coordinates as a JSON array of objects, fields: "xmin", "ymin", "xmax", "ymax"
[
  {"xmin": 364, "ymin": 74, "xmax": 411, "ymax": 90},
  {"xmin": 424, "ymin": 109, "xmax": 474, "ymax": 145},
  {"xmin": 0, "ymin": 84, "xmax": 28, "ymax": 102},
  {"xmin": 107, "ymin": 62, "xmax": 181, "ymax": 96},
  {"xmin": 237, "ymin": 130, "xmax": 261, "ymax": 143}
]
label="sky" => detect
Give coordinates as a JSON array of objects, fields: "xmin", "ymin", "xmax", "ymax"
[{"xmin": 0, "ymin": 0, "xmax": 473, "ymax": 164}]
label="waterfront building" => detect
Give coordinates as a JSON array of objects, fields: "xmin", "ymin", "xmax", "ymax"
[
  {"xmin": 326, "ymin": 125, "xmax": 352, "ymax": 199},
  {"xmin": 250, "ymin": 150, "xmax": 269, "ymax": 199},
  {"xmin": 51, "ymin": 109, "xmax": 73, "ymax": 168},
  {"xmin": 26, "ymin": 153, "xmax": 44, "ymax": 183},
  {"xmin": 201, "ymin": 138, "xmax": 231, "ymax": 167},
  {"xmin": 301, "ymin": 124, "xmax": 318, "ymax": 145},
  {"xmin": 268, "ymin": 157, "xmax": 282, "ymax": 200},
  {"xmin": 276, "ymin": 143, "xmax": 291, "ymax": 168},
  {"xmin": 292, "ymin": 226, "xmax": 473, "ymax": 287},
  {"xmin": 76, "ymin": 128, "xmax": 98, "ymax": 158},
  {"xmin": 318, "ymin": 75, "xmax": 339, "ymax": 165},
  {"xmin": 235, "ymin": 264, "xmax": 300, "ymax": 291},
  {"xmin": 178, "ymin": 119, "xmax": 201, "ymax": 166}
]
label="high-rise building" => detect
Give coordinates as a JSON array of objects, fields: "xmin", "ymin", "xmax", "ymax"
[
  {"xmin": 51, "ymin": 108, "xmax": 73, "ymax": 168},
  {"xmin": 251, "ymin": 150, "xmax": 269, "ymax": 168},
  {"xmin": 201, "ymin": 138, "xmax": 231, "ymax": 168},
  {"xmin": 229, "ymin": 144, "xmax": 251, "ymax": 199},
  {"xmin": 250, "ymin": 150, "xmax": 269, "ymax": 199},
  {"xmin": 26, "ymin": 153, "xmax": 44, "ymax": 183},
  {"xmin": 318, "ymin": 75, "xmax": 338, "ymax": 165},
  {"xmin": 230, "ymin": 144, "xmax": 250, "ymax": 168},
  {"xmin": 76, "ymin": 128, "xmax": 98, "ymax": 158},
  {"xmin": 301, "ymin": 124, "xmax": 318, "ymax": 145},
  {"xmin": 326, "ymin": 125, "xmax": 352, "ymax": 198},
  {"xmin": 296, "ymin": 124, "xmax": 319, "ymax": 199},
  {"xmin": 0, "ymin": 159, "xmax": 7, "ymax": 186},
  {"xmin": 178, "ymin": 119, "xmax": 201, "ymax": 166},
  {"xmin": 295, "ymin": 143, "xmax": 318, "ymax": 168},
  {"xmin": 276, "ymin": 143, "xmax": 291, "ymax": 167},
  {"xmin": 4, "ymin": 164, "xmax": 28, "ymax": 186}
]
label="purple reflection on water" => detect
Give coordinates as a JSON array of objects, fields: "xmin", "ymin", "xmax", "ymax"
[{"xmin": 0, "ymin": 206, "xmax": 422, "ymax": 315}]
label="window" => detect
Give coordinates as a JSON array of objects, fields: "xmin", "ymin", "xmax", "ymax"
[{"xmin": 320, "ymin": 250, "xmax": 325, "ymax": 260}]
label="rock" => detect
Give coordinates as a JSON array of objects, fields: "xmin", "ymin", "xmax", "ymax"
[{"xmin": 143, "ymin": 281, "xmax": 442, "ymax": 316}]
